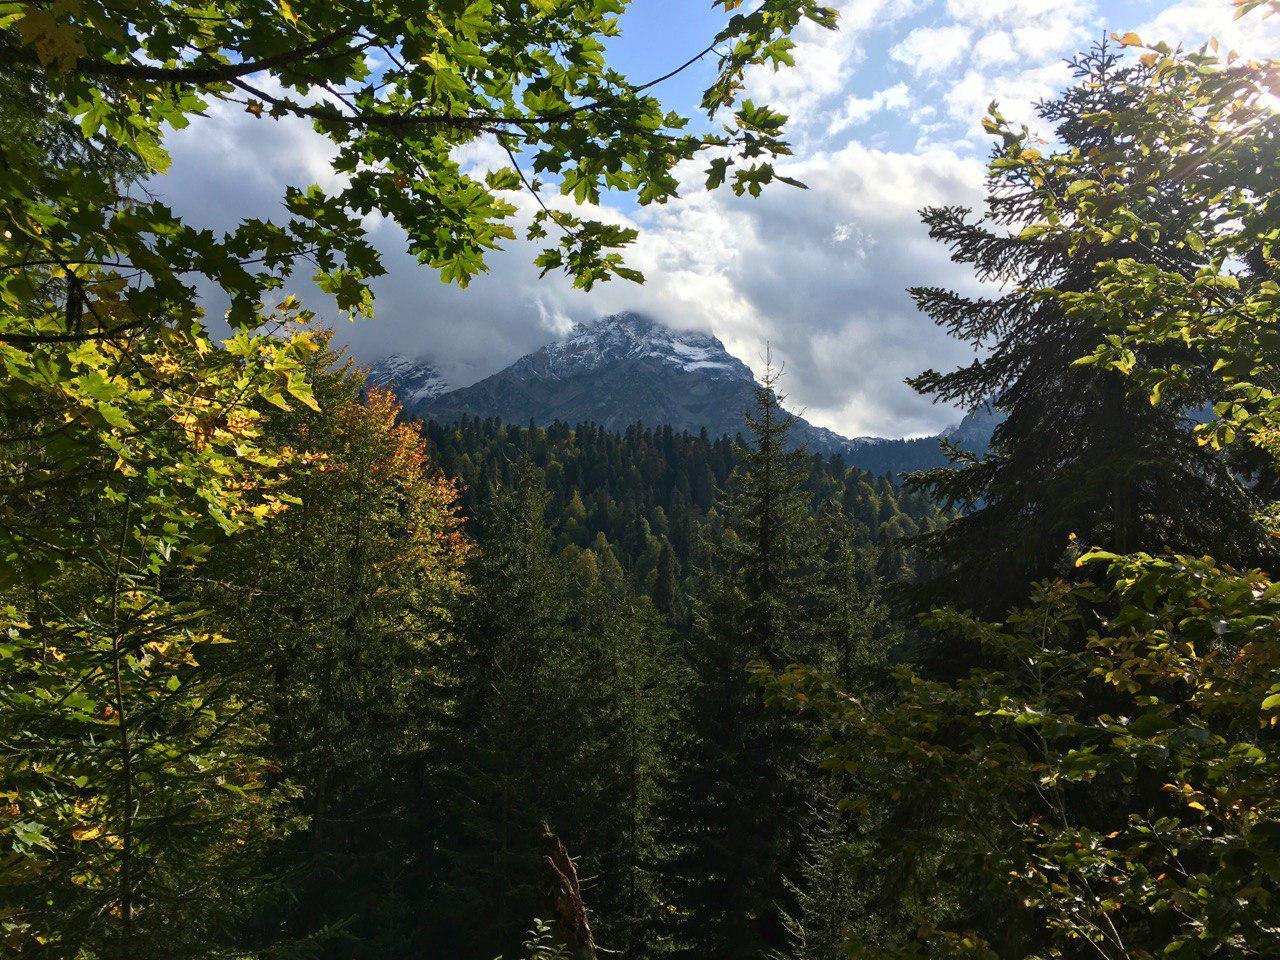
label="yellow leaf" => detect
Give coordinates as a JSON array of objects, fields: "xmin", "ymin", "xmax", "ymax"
[
  {"xmin": 1113, "ymin": 31, "xmax": 1142, "ymax": 47},
  {"xmin": 72, "ymin": 826, "xmax": 102, "ymax": 841},
  {"xmin": 246, "ymin": 99, "xmax": 265, "ymax": 118},
  {"xmin": 279, "ymin": 0, "xmax": 299, "ymax": 24}
]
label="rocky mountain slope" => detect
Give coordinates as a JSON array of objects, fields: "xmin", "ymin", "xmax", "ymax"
[
  {"xmin": 363, "ymin": 352, "xmax": 450, "ymax": 407},
  {"xmin": 366, "ymin": 312, "xmax": 997, "ymax": 475}
]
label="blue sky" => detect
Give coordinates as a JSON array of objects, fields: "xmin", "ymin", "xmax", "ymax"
[
  {"xmin": 156, "ymin": 0, "xmax": 1280, "ymax": 438},
  {"xmin": 609, "ymin": 1, "xmax": 1160, "ymax": 141}
]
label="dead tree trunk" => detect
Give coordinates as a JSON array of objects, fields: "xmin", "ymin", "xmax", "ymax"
[{"xmin": 541, "ymin": 825, "xmax": 597, "ymax": 960}]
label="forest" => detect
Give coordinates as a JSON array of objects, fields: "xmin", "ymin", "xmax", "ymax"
[{"xmin": 2, "ymin": 1, "xmax": 1280, "ymax": 959}]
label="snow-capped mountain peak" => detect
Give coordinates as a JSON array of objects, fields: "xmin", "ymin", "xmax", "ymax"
[
  {"xmin": 534, "ymin": 312, "xmax": 751, "ymax": 381},
  {"xmin": 365, "ymin": 353, "xmax": 450, "ymax": 406},
  {"xmin": 358, "ymin": 311, "xmax": 996, "ymax": 476}
]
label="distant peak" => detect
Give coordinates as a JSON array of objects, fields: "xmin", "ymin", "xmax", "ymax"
[
  {"xmin": 565, "ymin": 311, "xmax": 656, "ymax": 340},
  {"xmin": 941, "ymin": 402, "xmax": 1002, "ymax": 449},
  {"xmin": 582, "ymin": 310, "xmax": 652, "ymax": 328},
  {"xmin": 538, "ymin": 312, "xmax": 747, "ymax": 380},
  {"xmin": 366, "ymin": 352, "xmax": 450, "ymax": 406}
]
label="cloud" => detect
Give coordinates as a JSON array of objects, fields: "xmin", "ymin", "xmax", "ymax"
[
  {"xmin": 971, "ymin": 31, "xmax": 1018, "ymax": 66},
  {"xmin": 889, "ymin": 0, "xmax": 1095, "ymax": 144},
  {"xmin": 670, "ymin": 142, "xmax": 988, "ymax": 437},
  {"xmin": 746, "ymin": 0, "xmax": 924, "ymax": 126},
  {"xmin": 1137, "ymin": 0, "xmax": 1280, "ymax": 58},
  {"xmin": 891, "ymin": 25, "xmax": 974, "ymax": 75},
  {"xmin": 945, "ymin": 0, "xmax": 1084, "ymax": 22},
  {"xmin": 827, "ymin": 83, "xmax": 911, "ymax": 135},
  {"xmin": 945, "ymin": 60, "xmax": 1076, "ymax": 136}
]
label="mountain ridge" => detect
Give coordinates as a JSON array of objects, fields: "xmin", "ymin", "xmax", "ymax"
[
  {"xmin": 364, "ymin": 352, "xmax": 451, "ymax": 407},
  {"xmin": 366, "ymin": 312, "xmax": 996, "ymax": 476}
]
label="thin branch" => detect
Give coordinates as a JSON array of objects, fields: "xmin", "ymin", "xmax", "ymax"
[
  {"xmin": 71, "ymin": 25, "xmax": 357, "ymax": 85},
  {"xmin": 499, "ymin": 137, "xmax": 574, "ymax": 239}
]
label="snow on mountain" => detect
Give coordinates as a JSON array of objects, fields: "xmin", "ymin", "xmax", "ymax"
[
  {"xmin": 529, "ymin": 312, "xmax": 751, "ymax": 381},
  {"xmin": 365, "ymin": 353, "xmax": 450, "ymax": 407},
  {"xmin": 361, "ymin": 312, "xmax": 998, "ymax": 478}
]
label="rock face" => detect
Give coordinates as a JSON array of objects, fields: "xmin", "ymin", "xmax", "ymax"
[
  {"xmin": 942, "ymin": 403, "xmax": 1001, "ymax": 449},
  {"xmin": 388, "ymin": 312, "xmax": 850, "ymax": 456},
  {"xmin": 366, "ymin": 311, "xmax": 998, "ymax": 474},
  {"xmin": 364, "ymin": 353, "xmax": 450, "ymax": 407}
]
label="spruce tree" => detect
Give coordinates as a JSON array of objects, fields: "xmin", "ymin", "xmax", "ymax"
[
  {"xmin": 204, "ymin": 353, "xmax": 470, "ymax": 956},
  {"xmin": 772, "ymin": 513, "xmax": 906, "ymax": 960},
  {"xmin": 572, "ymin": 582, "xmax": 685, "ymax": 958},
  {"xmin": 428, "ymin": 467, "xmax": 577, "ymax": 957},
  {"xmin": 672, "ymin": 365, "xmax": 822, "ymax": 959},
  {"xmin": 428, "ymin": 466, "xmax": 683, "ymax": 959},
  {"xmin": 651, "ymin": 542, "xmax": 680, "ymax": 618},
  {"xmin": 776, "ymin": 790, "xmax": 864, "ymax": 960},
  {"xmin": 906, "ymin": 45, "xmax": 1272, "ymax": 613}
]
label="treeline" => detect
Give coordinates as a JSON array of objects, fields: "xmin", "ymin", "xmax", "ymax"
[{"xmin": 419, "ymin": 415, "xmax": 941, "ymax": 605}]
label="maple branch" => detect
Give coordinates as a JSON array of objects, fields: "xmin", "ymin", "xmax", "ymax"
[{"xmin": 71, "ymin": 25, "xmax": 357, "ymax": 85}]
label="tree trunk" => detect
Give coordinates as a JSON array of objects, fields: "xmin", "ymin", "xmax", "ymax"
[{"xmin": 542, "ymin": 825, "xmax": 597, "ymax": 960}]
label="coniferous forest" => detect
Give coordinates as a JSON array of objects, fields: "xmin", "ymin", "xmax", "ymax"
[{"xmin": 3, "ymin": 3, "xmax": 1280, "ymax": 960}]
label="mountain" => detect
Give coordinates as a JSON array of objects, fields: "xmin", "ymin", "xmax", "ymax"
[
  {"xmin": 364, "ymin": 352, "xmax": 450, "ymax": 407},
  {"xmin": 380, "ymin": 312, "xmax": 856, "ymax": 457},
  {"xmin": 367, "ymin": 312, "xmax": 997, "ymax": 476},
  {"xmin": 942, "ymin": 403, "xmax": 1001, "ymax": 449},
  {"xmin": 837, "ymin": 404, "xmax": 1002, "ymax": 476}
]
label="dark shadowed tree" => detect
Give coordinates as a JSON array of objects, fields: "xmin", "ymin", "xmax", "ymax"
[
  {"xmin": 671, "ymin": 366, "xmax": 824, "ymax": 959},
  {"xmin": 905, "ymin": 44, "xmax": 1273, "ymax": 615}
]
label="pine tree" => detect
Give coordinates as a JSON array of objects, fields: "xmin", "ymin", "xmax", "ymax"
[
  {"xmin": 905, "ymin": 45, "xmax": 1273, "ymax": 614},
  {"xmin": 651, "ymin": 542, "xmax": 680, "ymax": 617},
  {"xmin": 672, "ymin": 364, "xmax": 822, "ymax": 959},
  {"xmin": 428, "ymin": 467, "xmax": 575, "ymax": 958}
]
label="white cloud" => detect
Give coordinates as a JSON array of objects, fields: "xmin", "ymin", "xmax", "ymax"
[
  {"xmin": 747, "ymin": 0, "xmax": 924, "ymax": 123},
  {"xmin": 827, "ymin": 83, "xmax": 911, "ymax": 135},
  {"xmin": 945, "ymin": 59, "xmax": 1075, "ymax": 136},
  {"xmin": 890, "ymin": 0, "xmax": 1095, "ymax": 145},
  {"xmin": 972, "ymin": 30, "xmax": 1018, "ymax": 66},
  {"xmin": 946, "ymin": 0, "xmax": 1083, "ymax": 23},
  {"xmin": 891, "ymin": 25, "xmax": 974, "ymax": 75},
  {"xmin": 1138, "ymin": 0, "xmax": 1280, "ymax": 58}
]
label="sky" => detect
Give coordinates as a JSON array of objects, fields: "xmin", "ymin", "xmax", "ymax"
[{"xmin": 154, "ymin": 0, "xmax": 1280, "ymax": 439}]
